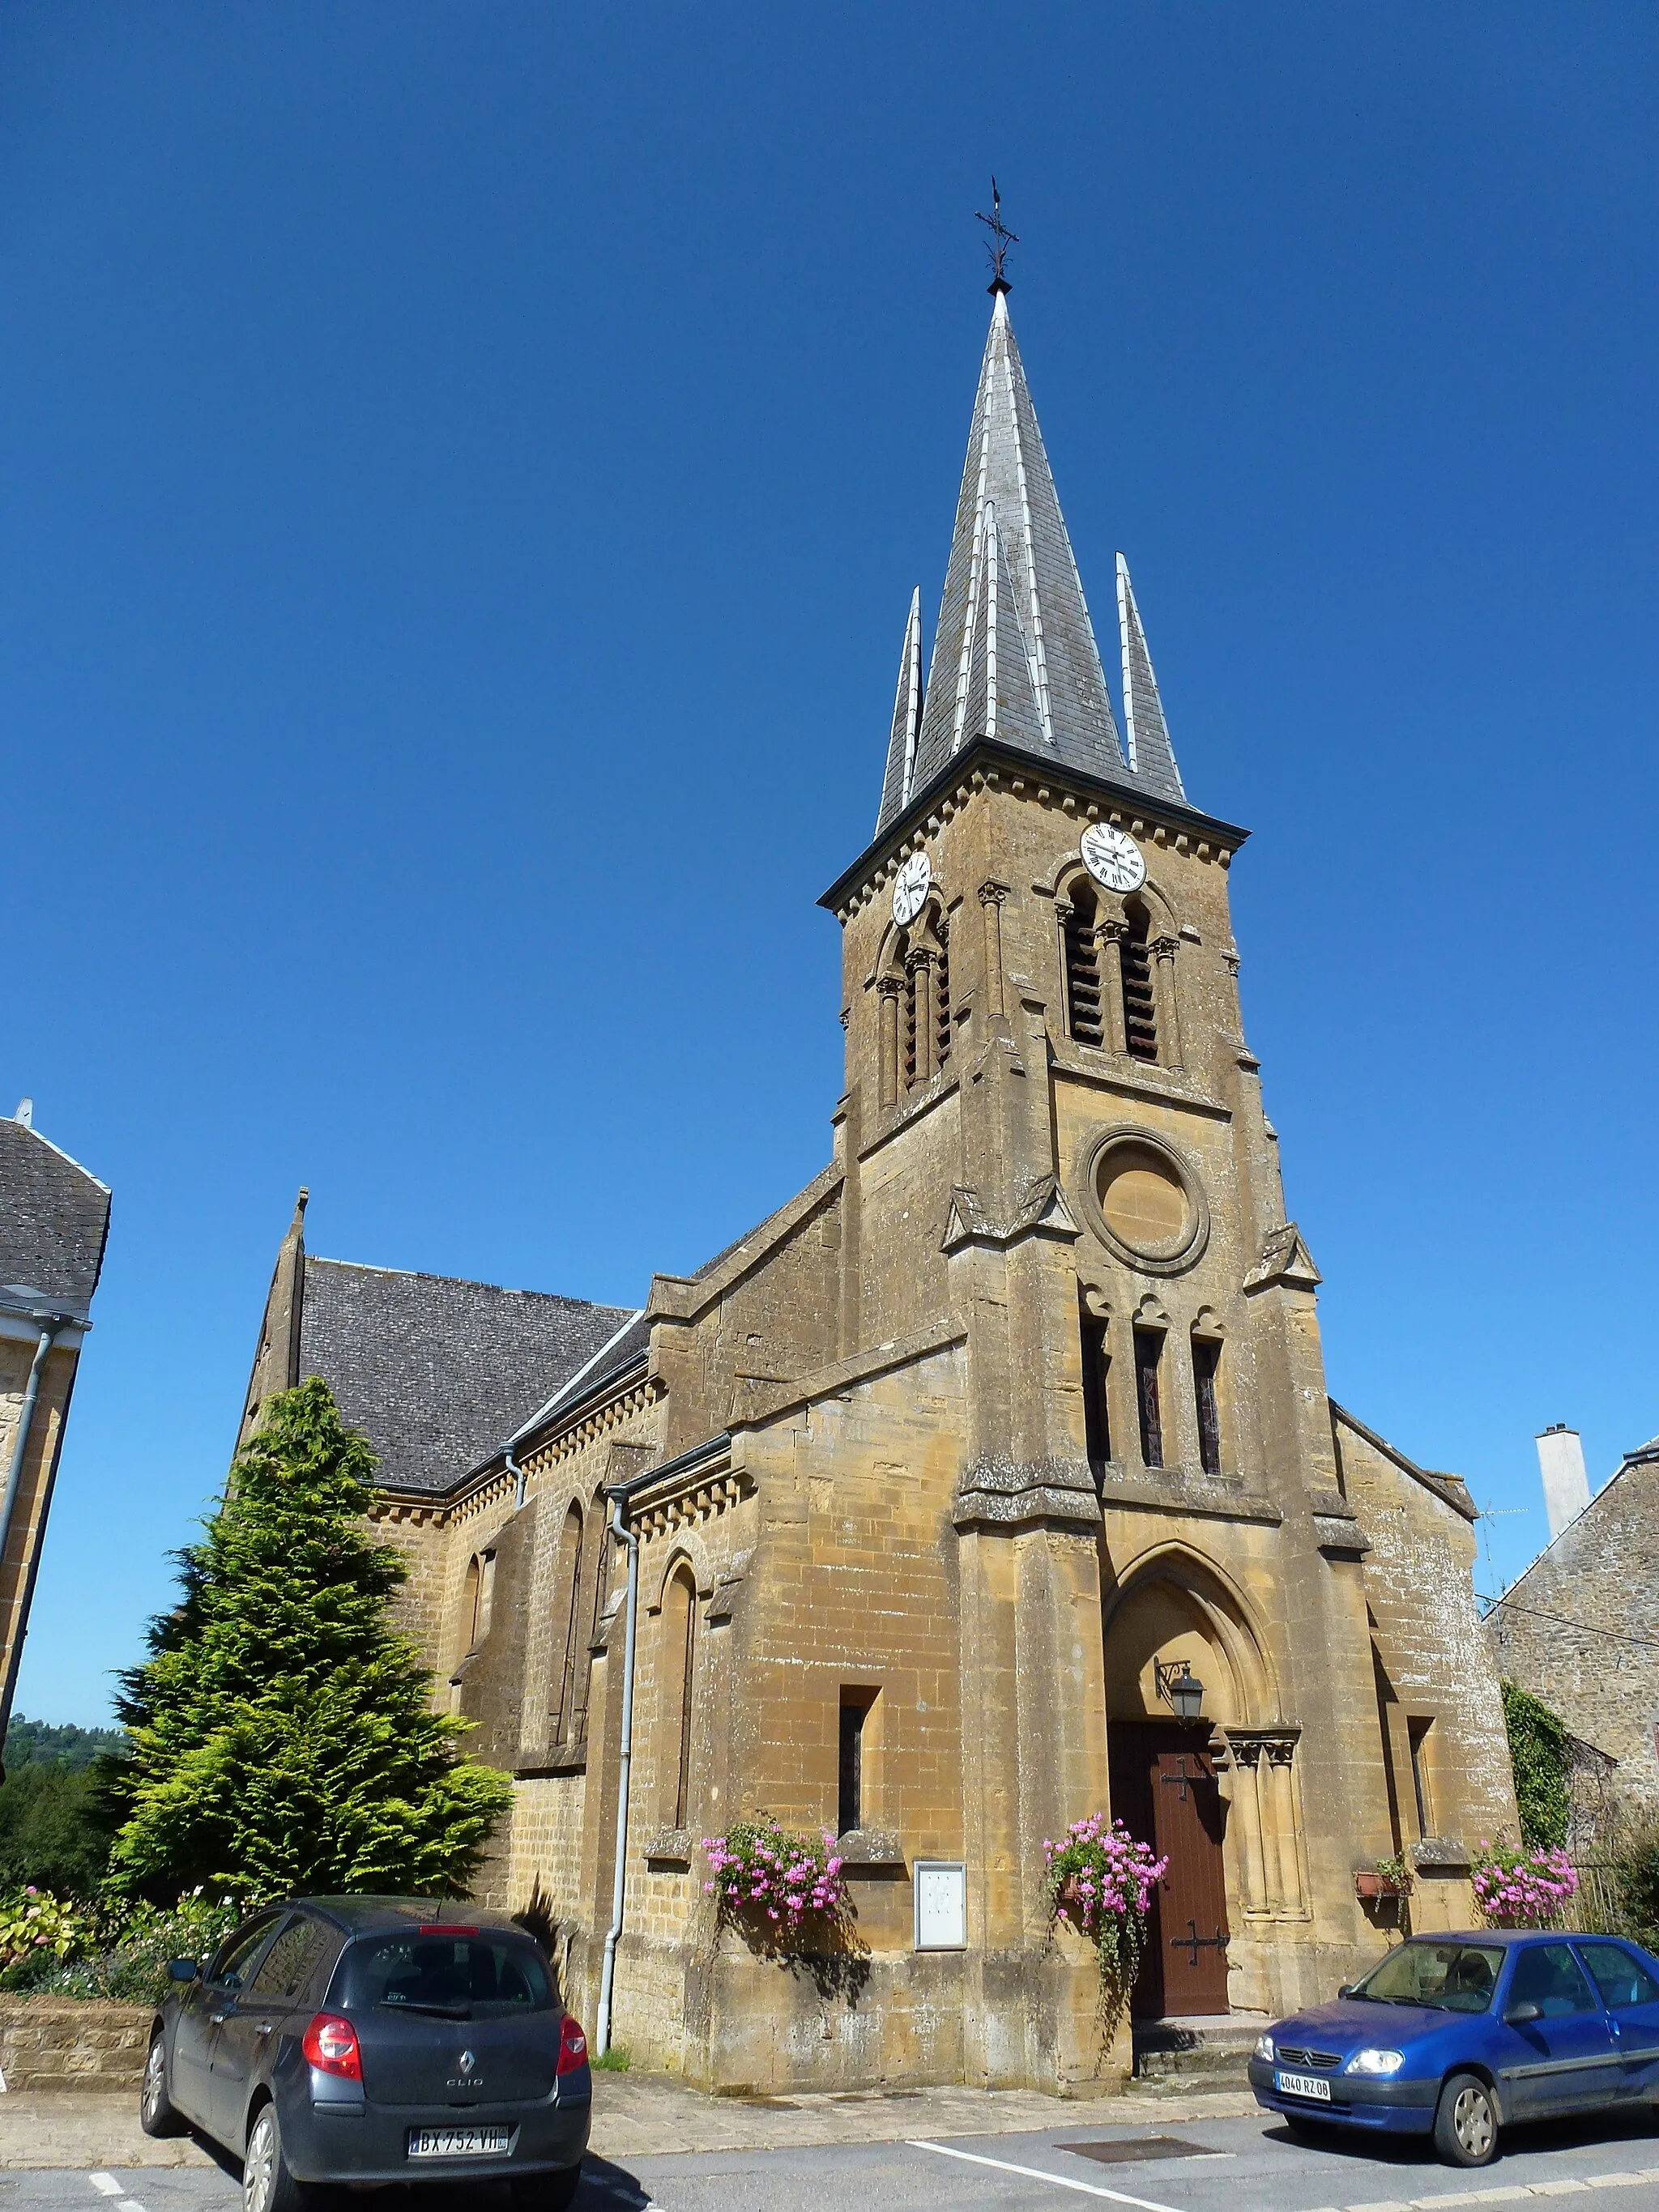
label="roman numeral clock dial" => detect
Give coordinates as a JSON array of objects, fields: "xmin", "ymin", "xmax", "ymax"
[
  {"xmin": 891, "ymin": 851, "xmax": 932, "ymax": 927},
  {"xmin": 1079, "ymin": 822, "xmax": 1147, "ymax": 893}
]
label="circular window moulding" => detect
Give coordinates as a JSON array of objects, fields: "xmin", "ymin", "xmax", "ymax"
[{"xmin": 1076, "ymin": 1126, "xmax": 1209, "ymax": 1276}]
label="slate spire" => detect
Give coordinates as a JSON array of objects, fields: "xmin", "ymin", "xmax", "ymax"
[
  {"xmin": 878, "ymin": 289, "xmax": 1127, "ymax": 831},
  {"xmin": 952, "ymin": 497, "xmax": 1047, "ymax": 760},
  {"xmin": 1115, "ymin": 554, "xmax": 1185, "ymax": 802},
  {"xmin": 875, "ymin": 586, "xmax": 924, "ymax": 831},
  {"xmin": 874, "ymin": 287, "xmax": 1196, "ymax": 833}
]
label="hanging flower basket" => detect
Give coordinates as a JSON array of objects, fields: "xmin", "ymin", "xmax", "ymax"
[
  {"xmin": 702, "ymin": 1820, "xmax": 849, "ymax": 1954},
  {"xmin": 1043, "ymin": 1815, "xmax": 1166, "ymax": 2037}
]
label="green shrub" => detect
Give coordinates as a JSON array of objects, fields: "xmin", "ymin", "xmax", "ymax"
[{"xmin": 104, "ymin": 1378, "xmax": 511, "ymax": 1903}]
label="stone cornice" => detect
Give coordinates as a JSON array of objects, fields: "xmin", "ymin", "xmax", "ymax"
[{"xmin": 819, "ymin": 736, "xmax": 1250, "ymax": 923}]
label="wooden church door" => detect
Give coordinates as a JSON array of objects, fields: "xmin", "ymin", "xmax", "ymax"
[{"xmin": 1109, "ymin": 1722, "xmax": 1230, "ymax": 2018}]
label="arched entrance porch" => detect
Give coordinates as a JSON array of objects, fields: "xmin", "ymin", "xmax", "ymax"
[{"xmin": 1103, "ymin": 1548, "xmax": 1304, "ymax": 2019}]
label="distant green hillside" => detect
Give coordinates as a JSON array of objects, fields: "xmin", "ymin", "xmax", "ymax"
[{"xmin": 4, "ymin": 1716, "xmax": 127, "ymax": 1774}]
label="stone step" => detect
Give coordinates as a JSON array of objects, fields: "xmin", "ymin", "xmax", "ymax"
[{"xmin": 1132, "ymin": 2013, "xmax": 1265, "ymax": 2086}]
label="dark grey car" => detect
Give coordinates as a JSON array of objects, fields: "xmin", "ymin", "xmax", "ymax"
[{"xmin": 140, "ymin": 1896, "xmax": 591, "ymax": 2210}]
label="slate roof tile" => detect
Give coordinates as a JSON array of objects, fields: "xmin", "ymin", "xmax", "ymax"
[{"xmin": 297, "ymin": 1257, "xmax": 633, "ymax": 1494}]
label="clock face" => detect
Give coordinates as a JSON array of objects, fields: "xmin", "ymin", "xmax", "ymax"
[
  {"xmin": 892, "ymin": 850, "xmax": 932, "ymax": 928},
  {"xmin": 1079, "ymin": 822, "xmax": 1146, "ymax": 893}
]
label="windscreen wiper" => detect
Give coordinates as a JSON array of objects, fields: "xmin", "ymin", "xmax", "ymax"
[{"xmin": 383, "ymin": 2001, "xmax": 471, "ymax": 2018}]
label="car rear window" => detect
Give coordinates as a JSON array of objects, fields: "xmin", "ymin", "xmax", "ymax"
[
  {"xmin": 334, "ymin": 1931, "xmax": 553, "ymax": 2019},
  {"xmin": 1355, "ymin": 1939, "xmax": 1504, "ymax": 2011}
]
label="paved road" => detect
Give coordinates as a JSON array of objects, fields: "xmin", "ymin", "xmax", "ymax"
[{"xmin": 10, "ymin": 2105, "xmax": 1659, "ymax": 2212}]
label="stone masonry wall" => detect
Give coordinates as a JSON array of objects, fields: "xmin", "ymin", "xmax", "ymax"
[
  {"xmin": 0, "ymin": 1998, "xmax": 150, "ymax": 2092},
  {"xmin": 1486, "ymin": 1455, "xmax": 1659, "ymax": 1799}
]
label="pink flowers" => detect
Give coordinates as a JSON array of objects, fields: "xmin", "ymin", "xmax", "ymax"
[
  {"xmin": 1043, "ymin": 1814, "xmax": 1166, "ymax": 2000},
  {"xmin": 1471, "ymin": 1842, "xmax": 1579, "ymax": 1929},
  {"xmin": 702, "ymin": 1820, "xmax": 850, "ymax": 1941}
]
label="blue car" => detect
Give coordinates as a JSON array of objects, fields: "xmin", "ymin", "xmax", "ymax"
[{"xmin": 1250, "ymin": 1929, "xmax": 1659, "ymax": 2167}]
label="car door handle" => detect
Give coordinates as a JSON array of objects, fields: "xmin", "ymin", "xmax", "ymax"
[
  {"xmin": 255, "ymin": 2023, "xmax": 273, "ymax": 2038},
  {"xmin": 210, "ymin": 2012, "xmax": 232, "ymax": 2026}
]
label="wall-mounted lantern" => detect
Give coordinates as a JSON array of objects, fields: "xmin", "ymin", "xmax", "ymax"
[{"xmin": 1154, "ymin": 1656, "xmax": 1205, "ymax": 1724}]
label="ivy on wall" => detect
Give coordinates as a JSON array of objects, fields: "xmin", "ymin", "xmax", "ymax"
[{"xmin": 1501, "ymin": 1680, "xmax": 1572, "ymax": 1850}]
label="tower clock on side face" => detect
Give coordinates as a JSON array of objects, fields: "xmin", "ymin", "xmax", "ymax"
[
  {"xmin": 892, "ymin": 851, "xmax": 932, "ymax": 927},
  {"xmin": 1079, "ymin": 822, "xmax": 1146, "ymax": 893}
]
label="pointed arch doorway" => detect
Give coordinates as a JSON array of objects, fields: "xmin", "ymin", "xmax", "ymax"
[{"xmin": 1103, "ymin": 1556, "xmax": 1269, "ymax": 2019}]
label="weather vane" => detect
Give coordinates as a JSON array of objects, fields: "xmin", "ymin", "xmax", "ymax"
[{"xmin": 975, "ymin": 178, "xmax": 1019, "ymax": 295}]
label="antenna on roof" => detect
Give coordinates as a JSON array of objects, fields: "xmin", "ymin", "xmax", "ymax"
[
  {"xmin": 13, "ymin": 1100, "xmax": 32, "ymax": 1129},
  {"xmin": 975, "ymin": 178, "xmax": 1019, "ymax": 296}
]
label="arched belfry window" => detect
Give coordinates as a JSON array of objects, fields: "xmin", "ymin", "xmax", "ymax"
[
  {"xmin": 882, "ymin": 901, "xmax": 950, "ymax": 1103},
  {"xmin": 1064, "ymin": 885, "xmax": 1104, "ymax": 1046},
  {"xmin": 1120, "ymin": 897, "xmax": 1158, "ymax": 1063},
  {"xmin": 663, "ymin": 1564, "xmax": 699, "ymax": 1830}
]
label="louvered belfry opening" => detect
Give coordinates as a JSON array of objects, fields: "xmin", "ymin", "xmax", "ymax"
[
  {"xmin": 1121, "ymin": 899, "xmax": 1158, "ymax": 1062},
  {"xmin": 902, "ymin": 954, "xmax": 919, "ymax": 1089},
  {"xmin": 934, "ymin": 918, "xmax": 951, "ymax": 1070},
  {"xmin": 1064, "ymin": 887, "xmax": 1104, "ymax": 1046}
]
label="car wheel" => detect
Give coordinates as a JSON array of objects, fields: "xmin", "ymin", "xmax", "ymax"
[
  {"xmin": 510, "ymin": 2166, "xmax": 582, "ymax": 2210},
  {"xmin": 1434, "ymin": 2072, "xmax": 1499, "ymax": 2167},
  {"xmin": 139, "ymin": 2034, "xmax": 184, "ymax": 2137},
  {"xmin": 242, "ymin": 2102, "xmax": 315, "ymax": 2212}
]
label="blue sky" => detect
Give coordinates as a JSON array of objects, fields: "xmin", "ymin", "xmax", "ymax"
[{"xmin": 4, "ymin": 4, "xmax": 1655, "ymax": 1724}]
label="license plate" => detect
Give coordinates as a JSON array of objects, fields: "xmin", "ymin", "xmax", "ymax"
[
  {"xmin": 1276, "ymin": 2069, "xmax": 1331, "ymax": 2102},
  {"xmin": 407, "ymin": 2126, "xmax": 513, "ymax": 2159}
]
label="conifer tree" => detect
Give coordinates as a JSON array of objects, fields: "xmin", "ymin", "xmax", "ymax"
[{"xmin": 104, "ymin": 1377, "xmax": 511, "ymax": 1903}]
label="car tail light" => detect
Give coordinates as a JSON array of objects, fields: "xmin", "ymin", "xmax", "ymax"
[
  {"xmin": 557, "ymin": 2014, "xmax": 588, "ymax": 2074},
  {"xmin": 302, "ymin": 2012, "xmax": 363, "ymax": 2081}
]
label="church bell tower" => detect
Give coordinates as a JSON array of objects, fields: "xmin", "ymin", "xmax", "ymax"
[{"xmin": 817, "ymin": 266, "xmax": 1403, "ymax": 2044}]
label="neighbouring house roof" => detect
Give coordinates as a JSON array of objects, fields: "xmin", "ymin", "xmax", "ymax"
[
  {"xmin": 298, "ymin": 1256, "xmax": 633, "ymax": 1495},
  {"xmin": 0, "ymin": 1113, "xmax": 111, "ymax": 1323}
]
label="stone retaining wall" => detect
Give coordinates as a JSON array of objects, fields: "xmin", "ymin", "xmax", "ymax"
[{"xmin": 0, "ymin": 1998, "xmax": 151, "ymax": 2094}]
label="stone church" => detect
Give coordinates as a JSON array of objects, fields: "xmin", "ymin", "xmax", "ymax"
[{"xmin": 242, "ymin": 277, "xmax": 1516, "ymax": 2091}]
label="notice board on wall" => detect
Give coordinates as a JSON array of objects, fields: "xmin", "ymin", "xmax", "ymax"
[{"xmin": 913, "ymin": 1860, "xmax": 967, "ymax": 1950}]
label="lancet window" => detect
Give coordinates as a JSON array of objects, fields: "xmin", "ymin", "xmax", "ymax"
[
  {"xmin": 663, "ymin": 1564, "xmax": 699, "ymax": 1830},
  {"xmin": 550, "ymin": 1501, "xmax": 584, "ymax": 1743}
]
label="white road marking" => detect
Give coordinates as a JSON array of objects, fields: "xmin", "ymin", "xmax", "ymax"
[
  {"xmin": 1335, "ymin": 2183, "xmax": 1659, "ymax": 2212},
  {"xmin": 116, "ymin": 2201, "xmax": 147, "ymax": 2212},
  {"xmin": 909, "ymin": 2140, "xmax": 1186, "ymax": 2209},
  {"xmin": 88, "ymin": 2179, "xmax": 122, "ymax": 2199}
]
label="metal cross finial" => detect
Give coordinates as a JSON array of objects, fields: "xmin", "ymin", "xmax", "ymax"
[{"xmin": 975, "ymin": 178, "xmax": 1019, "ymax": 295}]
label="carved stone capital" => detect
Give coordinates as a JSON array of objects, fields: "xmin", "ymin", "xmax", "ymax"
[
  {"xmin": 1097, "ymin": 916, "xmax": 1130, "ymax": 944},
  {"xmin": 978, "ymin": 879, "xmax": 1011, "ymax": 908},
  {"xmin": 1152, "ymin": 934, "xmax": 1180, "ymax": 963},
  {"xmin": 904, "ymin": 947, "xmax": 934, "ymax": 977},
  {"xmin": 876, "ymin": 975, "xmax": 903, "ymax": 1002}
]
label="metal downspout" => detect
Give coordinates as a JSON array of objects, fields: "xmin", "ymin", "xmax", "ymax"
[
  {"xmin": 595, "ymin": 1490, "xmax": 640, "ymax": 2056},
  {"xmin": 505, "ymin": 1443, "xmax": 526, "ymax": 1511}
]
